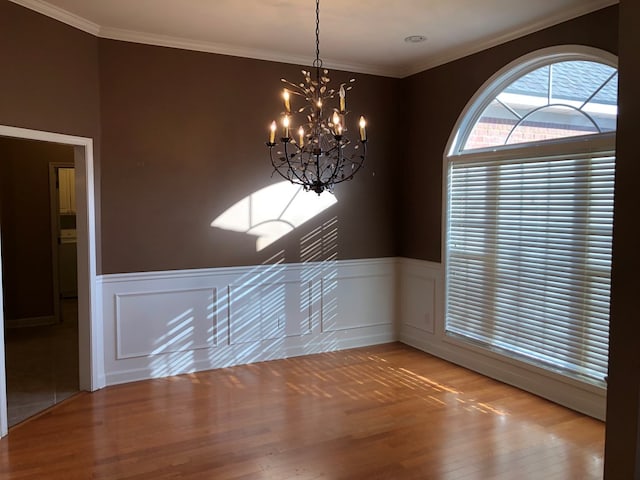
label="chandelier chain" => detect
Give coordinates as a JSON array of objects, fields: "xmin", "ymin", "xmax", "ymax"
[{"xmin": 314, "ymin": 0, "xmax": 322, "ymax": 68}]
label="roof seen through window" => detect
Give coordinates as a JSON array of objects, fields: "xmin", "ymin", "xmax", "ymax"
[{"xmin": 462, "ymin": 60, "xmax": 618, "ymax": 151}]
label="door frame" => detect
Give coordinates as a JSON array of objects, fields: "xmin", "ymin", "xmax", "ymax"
[{"xmin": 0, "ymin": 125, "xmax": 103, "ymax": 437}]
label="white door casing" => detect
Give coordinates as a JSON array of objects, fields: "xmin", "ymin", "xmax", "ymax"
[{"xmin": 0, "ymin": 125, "xmax": 103, "ymax": 437}]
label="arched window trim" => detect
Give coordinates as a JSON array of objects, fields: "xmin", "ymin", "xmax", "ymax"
[{"xmin": 446, "ymin": 45, "xmax": 618, "ymax": 157}]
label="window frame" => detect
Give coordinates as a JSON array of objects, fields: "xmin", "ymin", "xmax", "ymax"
[
  {"xmin": 447, "ymin": 46, "xmax": 618, "ymax": 157},
  {"xmin": 441, "ymin": 45, "xmax": 618, "ymax": 394}
]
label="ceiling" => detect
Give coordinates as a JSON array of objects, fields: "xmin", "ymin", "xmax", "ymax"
[{"xmin": 11, "ymin": 0, "xmax": 618, "ymax": 78}]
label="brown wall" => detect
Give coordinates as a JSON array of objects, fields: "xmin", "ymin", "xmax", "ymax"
[
  {"xmin": 0, "ymin": 2, "xmax": 100, "ymax": 139},
  {"xmin": 398, "ymin": 5, "xmax": 619, "ymax": 262},
  {"xmin": 0, "ymin": 138, "xmax": 74, "ymax": 320},
  {"xmin": 604, "ymin": 0, "xmax": 640, "ymax": 477},
  {"xmin": 98, "ymin": 40, "xmax": 399, "ymax": 273},
  {"xmin": 0, "ymin": 0, "xmax": 102, "ymax": 272}
]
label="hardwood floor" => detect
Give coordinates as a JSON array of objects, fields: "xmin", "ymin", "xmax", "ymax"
[{"xmin": 0, "ymin": 343, "xmax": 604, "ymax": 479}]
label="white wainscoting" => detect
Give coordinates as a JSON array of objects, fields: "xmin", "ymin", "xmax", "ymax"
[
  {"xmin": 99, "ymin": 255, "xmax": 607, "ymax": 420},
  {"xmin": 100, "ymin": 258, "xmax": 396, "ymax": 386},
  {"xmin": 397, "ymin": 257, "xmax": 607, "ymax": 420}
]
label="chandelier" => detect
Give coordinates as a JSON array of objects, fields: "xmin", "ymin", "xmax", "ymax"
[{"xmin": 266, "ymin": 0, "xmax": 367, "ymax": 195}]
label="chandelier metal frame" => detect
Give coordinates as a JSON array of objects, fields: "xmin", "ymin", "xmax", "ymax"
[{"xmin": 266, "ymin": 0, "xmax": 367, "ymax": 195}]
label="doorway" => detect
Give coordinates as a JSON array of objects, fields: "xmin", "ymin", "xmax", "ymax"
[
  {"xmin": 0, "ymin": 125, "xmax": 101, "ymax": 437},
  {"xmin": 1, "ymin": 142, "xmax": 79, "ymax": 426}
]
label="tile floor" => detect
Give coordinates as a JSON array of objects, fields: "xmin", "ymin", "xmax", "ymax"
[{"xmin": 4, "ymin": 299, "xmax": 79, "ymax": 427}]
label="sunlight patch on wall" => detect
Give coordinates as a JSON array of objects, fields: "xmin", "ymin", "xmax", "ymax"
[{"xmin": 211, "ymin": 181, "xmax": 337, "ymax": 251}]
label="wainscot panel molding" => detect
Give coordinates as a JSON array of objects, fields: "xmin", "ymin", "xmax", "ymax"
[
  {"xmin": 99, "ymin": 258, "xmax": 396, "ymax": 385},
  {"xmin": 397, "ymin": 257, "xmax": 607, "ymax": 420},
  {"xmin": 115, "ymin": 287, "xmax": 217, "ymax": 359}
]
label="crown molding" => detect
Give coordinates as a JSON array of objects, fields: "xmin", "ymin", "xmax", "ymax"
[
  {"xmin": 9, "ymin": 0, "xmax": 100, "ymax": 35},
  {"xmin": 8, "ymin": 0, "xmax": 402, "ymax": 77},
  {"xmin": 98, "ymin": 26, "xmax": 401, "ymax": 78},
  {"xmin": 401, "ymin": 0, "xmax": 619, "ymax": 78},
  {"xmin": 10, "ymin": 0, "xmax": 618, "ymax": 79},
  {"xmin": 99, "ymin": 26, "xmax": 311, "ymax": 68}
]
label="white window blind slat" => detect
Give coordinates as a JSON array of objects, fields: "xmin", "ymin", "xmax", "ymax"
[{"xmin": 446, "ymin": 152, "xmax": 614, "ymax": 385}]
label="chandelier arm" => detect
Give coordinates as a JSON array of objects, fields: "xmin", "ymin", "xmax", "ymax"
[
  {"xmin": 268, "ymin": 147, "xmax": 295, "ymax": 183},
  {"xmin": 328, "ymin": 141, "xmax": 367, "ymax": 184},
  {"xmin": 325, "ymin": 142, "xmax": 344, "ymax": 182},
  {"xmin": 269, "ymin": 144, "xmax": 307, "ymax": 186},
  {"xmin": 301, "ymin": 152, "xmax": 315, "ymax": 186},
  {"xmin": 322, "ymin": 143, "xmax": 341, "ymax": 156},
  {"xmin": 315, "ymin": 149, "xmax": 322, "ymax": 187},
  {"xmin": 284, "ymin": 141, "xmax": 311, "ymax": 186},
  {"xmin": 348, "ymin": 143, "xmax": 367, "ymax": 181}
]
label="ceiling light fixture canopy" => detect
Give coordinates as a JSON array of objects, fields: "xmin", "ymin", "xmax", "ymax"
[
  {"xmin": 404, "ymin": 35, "xmax": 427, "ymax": 43},
  {"xmin": 266, "ymin": 0, "xmax": 367, "ymax": 195}
]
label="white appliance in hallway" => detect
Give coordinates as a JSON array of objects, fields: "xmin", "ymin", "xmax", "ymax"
[{"xmin": 55, "ymin": 166, "xmax": 77, "ymax": 299}]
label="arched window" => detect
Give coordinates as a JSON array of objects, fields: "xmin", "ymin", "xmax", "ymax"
[{"xmin": 445, "ymin": 47, "xmax": 617, "ymax": 387}]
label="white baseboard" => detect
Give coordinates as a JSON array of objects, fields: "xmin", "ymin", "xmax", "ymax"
[
  {"xmin": 5, "ymin": 315, "xmax": 57, "ymax": 328},
  {"xmin": 99, "ymin": 258, "xmax": 396, "ymax": 386}
]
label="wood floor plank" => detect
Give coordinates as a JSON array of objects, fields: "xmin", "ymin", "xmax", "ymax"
[{"xmin": 0, "ymin": 343, "xmax": 604, "ymax": 479}]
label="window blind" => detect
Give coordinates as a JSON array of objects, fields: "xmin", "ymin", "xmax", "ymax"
[{"xmin": 446, "ymin": 152, "xmax": 614, "ymax": 385}]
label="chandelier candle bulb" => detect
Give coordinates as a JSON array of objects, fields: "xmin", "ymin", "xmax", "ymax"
[
  {"xmin": 283, "ymin": 89, "xmax": 291, "ymax": 113},
  {"xmin": 359, "ymin": 116, "xmax": 367, "ymax": 142},
  {"xmin": 333, "ymin": 112, "xmax": 343, "ymax": 137},
  {"xmin": 282, "ymin": 115, "xmax": 290, "ymax": 139},
  {"xmin": 298, "ymin": 127, "xmax": 305, "ymax": 147},
  {"xmin": 339, "ymin": 85, "xmax": 346, "ymax": 113},
  {"xmin": 269, "ymin": 121, "xmax": 276, "ymax": 144}
]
